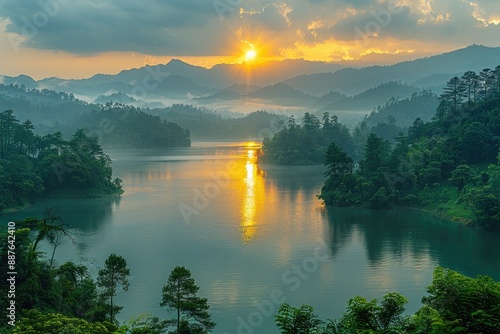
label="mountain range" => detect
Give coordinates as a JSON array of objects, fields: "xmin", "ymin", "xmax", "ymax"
[{"xmin": 1, "ymin": 44, "xmax": 499, "ymax": 118}]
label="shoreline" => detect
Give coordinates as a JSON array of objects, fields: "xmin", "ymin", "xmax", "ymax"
[{"xmin": 1, "ymin": 190, "xmax": 123, "ymax": 215}]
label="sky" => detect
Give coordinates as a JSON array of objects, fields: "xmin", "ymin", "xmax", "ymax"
[{"xmin": 0, "ymin": 0, "xmax": 499, "ymax": 80}]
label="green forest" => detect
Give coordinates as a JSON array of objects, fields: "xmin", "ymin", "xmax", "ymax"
[
  {"xmin": 0, "ymin": 110, "xmax": 123, "ymax": 212},
  {"xmin": 260, "ymin": 67, "xmax": 500, "ymax": 230},
  {"xmin": 1, "ymin": 214, "xmax": 499, "ymax": 333},
  {"xmin": 259, "ymin": 112, "xmax": 355, "ymax": 164},
  {"xmin": 68, "ymin": 103, "xmax": 191, "ymax": 148}
]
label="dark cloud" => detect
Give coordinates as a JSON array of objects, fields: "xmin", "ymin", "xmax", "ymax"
[
  {"xmin": 326, "ymin": 6, "xmax": 418, "ymax": 41},
  {"xmin": 0, "ymin": 0, "xmax": 229, "ymax": 55},
  {"xmin": 0, "ymin": 0, "xmax": 499, "ymax": 57}
]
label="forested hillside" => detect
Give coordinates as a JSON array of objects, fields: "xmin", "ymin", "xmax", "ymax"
[
  {"xmin": 320, "ymin": 66, "xmax": 500, "ymax": 230},
  {"xmin": 0, "ymin": 84, "xmax": 94, "ymax": 126},
  {"xmin": 0, "ymin": 110, "xmax": 123, "ymax": 211},
  {"xmin": 67, "ymin": 103, "xmax": 191, "ymax": 148},
  {"xmin": 362, "ymin": 90, "xmax": 439, "ymax": 128},
  {"xmin": 150, "ymin": 105, "xmax": 287, "ymax": 140}
]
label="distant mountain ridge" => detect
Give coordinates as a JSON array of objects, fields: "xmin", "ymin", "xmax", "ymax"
[
  {"xmin": 2, "ymin": 44, "xmax": 500, "ymax": 113},
  {"xmin": 33, "ymin": 58, "xmax": 344, "ymax": 97},
  {"xmin": 323, "ymin": 81, "xmax": 419, "ymax": 111},
  {"xmin": 284, "ymin": 45, "xmax": 500, "ymax": 95}
]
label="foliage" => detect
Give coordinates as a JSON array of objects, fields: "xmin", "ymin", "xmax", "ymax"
[
  {"xmin": 449, "ymin": 165, "xmax": 472, "ymax": 193},
  {"xmin": 73, "ymin": 103, "xmax": 191, "ymax": 148},
  {"xmin": 121, "ymin": 313, "xmax": 170, "ymax": 334},
  {"xmin": 0, "ymin": 109, "xmax": 123, "ymax": 211},
  {"xmin": 275, "ymin": 303, "xmax": 323, "ymax": 334},
  {"xmin": 12, "ymin": 309, "xmax": 117, "ymax": 334},
  {"xmin": 0, "ymin": 212, "xmax": 218, "ymax": 333},
  {"xmin": 337, "ymin": 292, "xmax": 408, "ymax": 333},
  {"xmin": 150, "ymin": 105, "xmax": 288, "ymax": 140},
  {"xmin": 276, "ymin": 268, "xmax": 500, "ymax": 334},
  {"xmin": 161, "ymin": 266, "xmax": 215, "ymax": 333},
  {"xmin": 0, "ymin": 83, "xmax": 94, "ymax": 127},
  {"xmin": 97, "ymin": 254, "xmax": 131, "ymax": 324},
  {"xmin": 260, "ymin": 112, "xmax": 354, "ymax": 165},
  {"xmin": 319, "ymin": 67, "xmax": 500, "ymax": 230},
  {"xmin": 0, "ymin": 224, "xmax": 102, "ymax": 329},
  {"xmin": 363, "ymin": 90, "xmax": 439, "ymax": 128},
  {"xmin": 421, "ymin": 267, "xmax": 500, "ymax": 333}
]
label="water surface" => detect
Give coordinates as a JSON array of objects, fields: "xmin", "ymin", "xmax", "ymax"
[{"xmin": 3, "ymin": 141, "xmax": 500, "ymax": 333}]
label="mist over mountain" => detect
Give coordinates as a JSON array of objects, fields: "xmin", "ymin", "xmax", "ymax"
[
  {"xmin": 2, "ymin": 45, "xmax": 499, "ymax": 134},
  {"xmin": 32, "ymin": 58, "xmax": 343, "ymax": 98},
  {"xmin": 0, "ymin": 74, "xmax": 39, "ymax": 89},
  {"xmin": 284, "ymin": 45, "xmax": 500, "ymax": 95},
  {"xmin": 323, "ymin": 81, "xmax": 419, "ymax": 111},
  {"xmin": 362, "ymin": 90, "xmax": 439, "ymax": 128},
  {"xmin": 7, "ymin": 45, "xmax": 499, "ymax": 103}
]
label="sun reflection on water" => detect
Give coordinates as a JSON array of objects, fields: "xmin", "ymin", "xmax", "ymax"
[{"xmin": 240, "ymin": 146, "xmax": 261, "ymax": 243}]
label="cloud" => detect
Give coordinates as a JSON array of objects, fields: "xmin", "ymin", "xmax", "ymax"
[
  {"xmin": 239, "ymin": 3, "xmax": 293, "ymax": 30},
  {"xmin": 0, "ymin": 0, "xmax": 230, "ymax": 55},
  {"xmin": 0, "ymin": 0, "xmax": 498, "ymax": 60}
]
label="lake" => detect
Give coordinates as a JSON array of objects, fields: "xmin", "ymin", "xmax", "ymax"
[{"xmin": 3, "ymin": 141, "xmax": 500, "ymax": 333}]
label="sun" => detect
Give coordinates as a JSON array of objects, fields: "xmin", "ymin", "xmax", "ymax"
[{"xmin": 245, "ymin": 49, "xmax": 257, "ymax": 62}]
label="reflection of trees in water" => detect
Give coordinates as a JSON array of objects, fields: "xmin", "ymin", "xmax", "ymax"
[
  {"xmin": 58, "ymin": 197, "xmax": 121, "ymax": 254},
  {"xmin": 66, "ymin": 197, "xmax": 121, "ymax": 232},
  {"xmin": 322, "ymin": 207, "xmax": 500, "ymax": 280},
  {"xmin": 261, "ymin": 166, "xmax": 325, "ymax": 200},
  {"xmin": 4, "ymin": 197, "xmax": 121, "ymax": 233},
  {"xmin": 2, "ymin": 197, "xmax": 120, "ymax": 255}
]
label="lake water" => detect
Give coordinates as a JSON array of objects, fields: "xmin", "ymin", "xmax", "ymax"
[{"xmin": 3, "ymin": 141, "xmax": 500, "ymax": 333}]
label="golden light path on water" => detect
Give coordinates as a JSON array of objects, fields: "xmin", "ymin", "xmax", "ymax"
[{"xmin": 240, "ymin": 143, "xmax": 260, "ymax": 243}]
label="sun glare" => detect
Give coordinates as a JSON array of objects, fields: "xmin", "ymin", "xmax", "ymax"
[{"xmin": 245, "ymin": 49, "xmax": 257, "ymax": 62}]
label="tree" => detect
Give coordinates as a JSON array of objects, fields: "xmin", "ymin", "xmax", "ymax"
[
  {"xmin": 461, "ymin": 71, "xmax": 478, "ymax": 113},
  {"xmin": 422, "ymin": 267, "xmax": 500, "ymax": 333},
  {"xmin": 17, "ymin": 209, "xmax": 73, "ymax": 266},
  {"xmin": 338, "ymin": 292, "xmax": 408, "ymax": 333},
  {"xmin": 360, "ymin": 133, "xmax": 389, "ymax": 178},
  {"xmin": 449, "ymin": 165, "xmax": 472, "ymax": 193},
  {"xmin": 122, "ymin": 314, "xmax": 170, "ymax": 334},
  {"xmin": 494, "ymin": 65, "xmax": 500, "ymax": 101},
  {"xmin": 12, "ymin": 309, "xmax": 116, "ymax": 334},
  {"xmin": 408, "ymin": 117, "xmax": 424, "ymax": 142},
  {"xmin": 55, "ymin": 261, "xmax": 99, "ymax": 320},
  {"xmin": 275, "ymin": 303, "xmax": 323, "ymax": 334},
  {"xmin": 97, "ymin": 253, "xmax": 130, "ymax": 324},
  {"xmin": 439, "ymin": 76, "xmax": 465, "ymax": 116},
  {"xmin": 324, "ymin": 142, "xmax": 353, "ymax": 179},
  {"xmin": 161, "ymin": 266, "xmax": 215, "ymax": 333},
  {"xmin": 479, "ymin": 68, "xmax": 494, "ymax": 104}
]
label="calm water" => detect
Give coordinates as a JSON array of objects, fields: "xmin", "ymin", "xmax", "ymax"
[{"xmin": 3, "ymin": 141, "xmax": 500, "ymax": 333}]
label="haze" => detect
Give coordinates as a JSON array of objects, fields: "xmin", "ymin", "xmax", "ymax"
[{"xmin": 1, "ymin": 0, "xmax": 500, "ymax": 79}]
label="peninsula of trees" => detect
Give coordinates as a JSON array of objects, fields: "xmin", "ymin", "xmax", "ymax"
[{"xmin": 0, "ymin": 110, "xmax": 123, "ymax": 211}]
